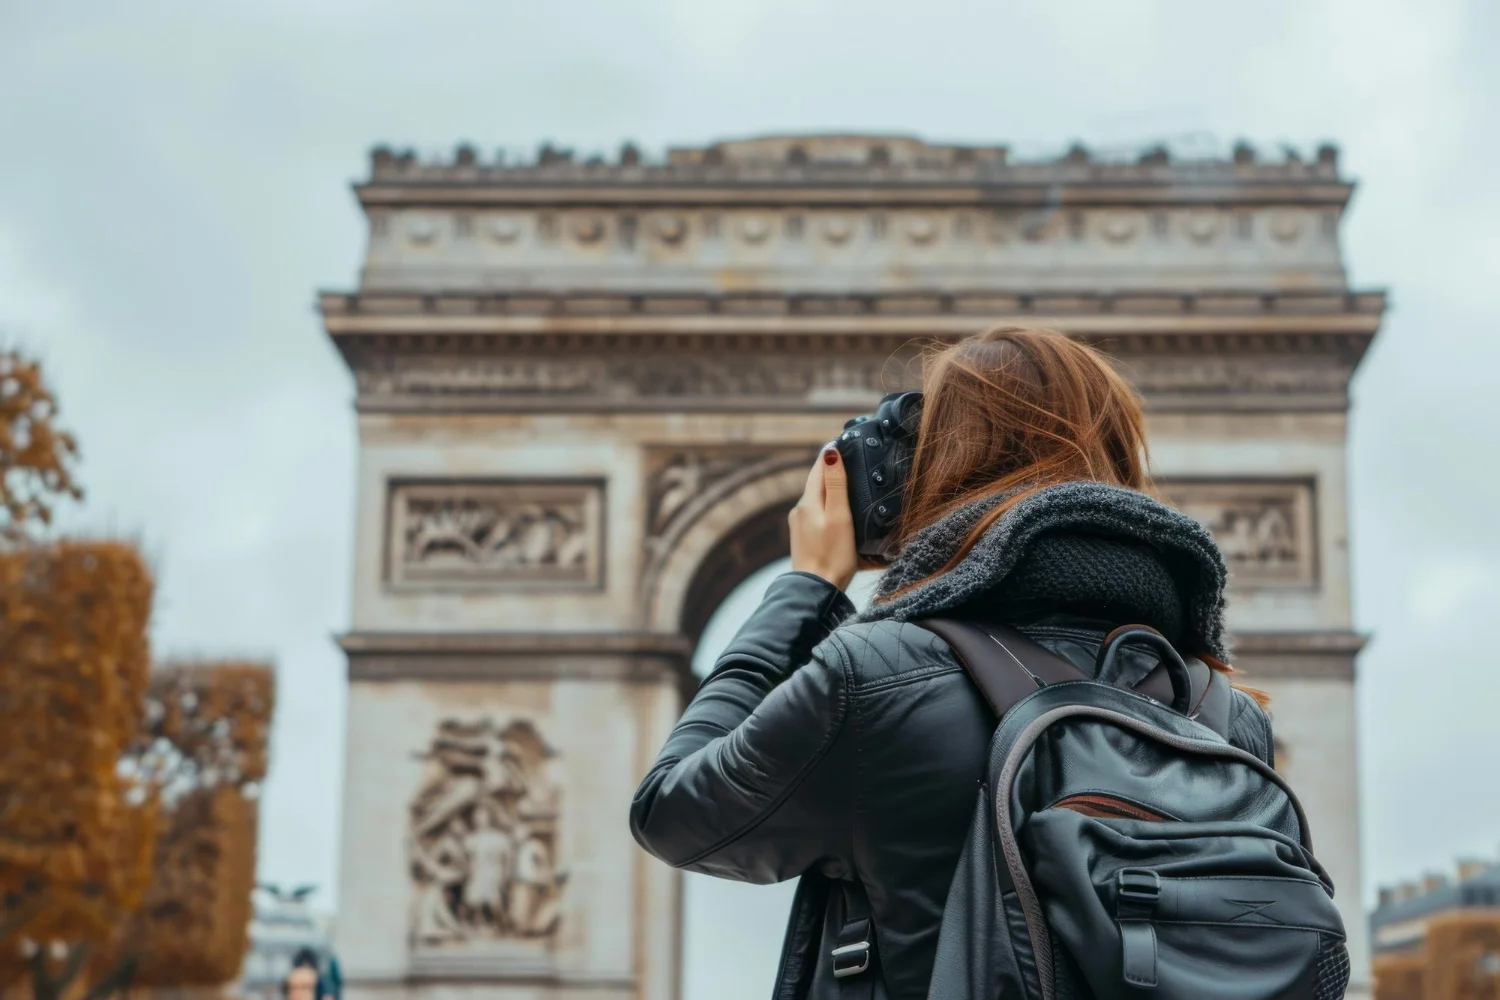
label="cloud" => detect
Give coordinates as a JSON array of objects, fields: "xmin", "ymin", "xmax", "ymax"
[{"xmin": 1407, "ymin": 558, "xmax": 1491, "ymax": 627}]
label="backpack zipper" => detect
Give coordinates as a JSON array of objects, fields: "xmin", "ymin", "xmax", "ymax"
[{"xmin": 1051, "ymin": 793, "xmax": 1172, "ymax": 822}]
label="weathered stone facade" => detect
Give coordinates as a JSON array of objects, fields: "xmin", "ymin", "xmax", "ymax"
[{"xmin": 327, "ymin": 135, "xmax": 1381, "ymax": 999}]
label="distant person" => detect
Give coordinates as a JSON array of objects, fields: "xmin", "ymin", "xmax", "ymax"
[
  {"xmin": 283, "ymin": 949, "xmax": 332, "ymax": 1000},
  {"xmin": 323, "ymin": 954, "xmax": 343, "ymax": 1000},
  {"xmin": 631, "ymin": 328, "xmax": 1348, "ymax": 999}
]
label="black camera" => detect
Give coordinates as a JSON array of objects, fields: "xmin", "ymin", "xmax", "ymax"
[{"xmin": 834, "ymin": 391, "xmax": 923, "ymax": 560}]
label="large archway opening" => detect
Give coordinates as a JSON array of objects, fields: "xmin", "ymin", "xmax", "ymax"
[{"xmin": 672, "ymin": 499, "xmax": 882, "ymax": 1000}]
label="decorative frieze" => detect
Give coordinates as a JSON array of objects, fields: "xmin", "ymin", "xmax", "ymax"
[
  {"xmin": 359, "ymin": 358, "xmax": 608, "ymax": 398},
  {"xmin": 1120, "ymin": 354, "xmax": 1360, "ymax": 410},
  {"xmin": 1160, "ymin": 479, "xmax": 1317, "ymax": 588},
  {"xmin": 408, "ymin": 718, "xmax": 566, "ymax": 953},
  {"xmin": 355, "ymin": 350, "xmax": 917, "ymax": 412},
  {"xmin": 344, "ymin": 338, "xmax": 1361, "ymax": 415},
  {"xmin": 386, "ymin": 480, "xmax": 604, "ymax": 590},
  {"xmin": 367, "ymin": 206, "xmax": 1338, "ymax": 259}
]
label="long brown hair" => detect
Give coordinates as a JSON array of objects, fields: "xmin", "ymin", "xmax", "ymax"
[
  {"xmin": 883, "ymin": 326, "xmax": 1266, "ymax": 705},
  {"xmin": 891, "ymin": 327, "xmax": 1152, "ymax": 578}
]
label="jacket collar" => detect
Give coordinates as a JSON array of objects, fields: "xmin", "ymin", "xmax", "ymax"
[{"xmin": 849, "ymin": 481, "xmax": 1231, "ymax": 658}]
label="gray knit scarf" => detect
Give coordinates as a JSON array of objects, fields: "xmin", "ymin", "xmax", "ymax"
[{"xmin": 850, "ymin": 480, "xmax": 1231, "ymax": 658}]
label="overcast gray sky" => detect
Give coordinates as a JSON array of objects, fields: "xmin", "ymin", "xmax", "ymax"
[{"xmin": 3, "ymin": 0, "xmax": 1497, "ymax": 993}]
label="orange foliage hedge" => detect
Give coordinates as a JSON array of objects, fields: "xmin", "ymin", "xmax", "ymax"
[
  {"xmin": 128, "ymin": 663, "xmax": 274, "ymax": 987},
  {"xmin": 130, "ymin": 785, "xmax": 260, "ymax": 986},
  {"xmin": 0, "ymin": 542, "xmax": 156, "ymax": 990},
  {"xmin": 0, "ymin": 541, "xmax": 277, "ymax": 994}
]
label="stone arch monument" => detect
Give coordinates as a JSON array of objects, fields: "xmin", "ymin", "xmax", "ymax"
[{"xmin": 324, "ymin": 135, "xmax": 1382, "ymax": 999}]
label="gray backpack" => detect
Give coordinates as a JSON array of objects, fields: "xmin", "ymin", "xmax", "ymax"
[{"xmin": 913, "ymin": 620, "xmax": 1350, "ymax": 1000}]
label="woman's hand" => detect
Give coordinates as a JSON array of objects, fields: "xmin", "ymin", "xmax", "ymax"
[{"xmin": 789, "ymin": 446, "xmax": 859, "ymax": 591}]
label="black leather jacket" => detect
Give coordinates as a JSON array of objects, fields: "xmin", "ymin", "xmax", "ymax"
[{"xmin": 630, "ymin": 571, "xmax": 1275, "ymax": 1000}]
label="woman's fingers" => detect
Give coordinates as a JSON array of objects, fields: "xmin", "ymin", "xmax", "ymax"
[
  {"xmin": 788, "ymin": 446, "xmax": 858, "ymax": 591},
  {"xmin": 801, "ymin": 448, "xmax": 826, "ymax": 507},
  {"xmin": 821, "ymin": 446, "xmax": 849, "ymax": 514}
]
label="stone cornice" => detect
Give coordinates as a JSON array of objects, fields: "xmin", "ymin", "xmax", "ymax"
[
  {"xmin": 356, "ymin": 180, "xmax": 1355, "ymax": 209},
  {"xmin": 339, "ymin": 630, "xmax": 693, "ymax": 657},
  {"xmin": 1230, "ymin": 630, "xmax": 1367, "ymax": 681},
  {"xmin": 339, "ymin": 629, "xmax": 1365, "ymax": 683},
  {"xmin": 321, "ymin": 288, "xmax": 1386, "ymax": 339},
  {"xmin": 340, "ymin": 630, "xmax": 695, "ymax": 688}
]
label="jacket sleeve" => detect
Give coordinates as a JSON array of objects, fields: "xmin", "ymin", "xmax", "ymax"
[{"xmin": 629, "ymin": 571, "xmax": 858, "ymax": 883}]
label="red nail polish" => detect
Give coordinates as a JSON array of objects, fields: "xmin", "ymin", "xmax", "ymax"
[{"xmin": 823, "ymin": 449, "xmax": 838, "ymax": 465}]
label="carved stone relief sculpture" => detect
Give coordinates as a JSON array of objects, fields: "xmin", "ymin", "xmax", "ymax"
[
  {"xmin": 640, "ymin": 448, "xmax": 818, "ymax": 570},
  {"xmin": 1160, "ymin": 479, "xmax": 1317, "ymax": 587},
  {"xmin": 388, "ymin": 480, "xmax": 604, "ymax": 589},
  {"xmin": 408, "ymin": 718, "xmax": 566, "ymax": 950},
  {"xmin": 648, "ymin": 453, "xmax": 750, "ymax": 537}
]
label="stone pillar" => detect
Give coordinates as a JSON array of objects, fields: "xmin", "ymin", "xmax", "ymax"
[
  {"xmin": 335, "ymin": 635, "xmax": 688, "ymax": 1000},
  {"xmin": 1153, "ymin": 411, "xmax": 1371, "ymax": 995},
  {"xmin": 331, "ymin": 415, "xmax": 691, "ymax": 1000}
]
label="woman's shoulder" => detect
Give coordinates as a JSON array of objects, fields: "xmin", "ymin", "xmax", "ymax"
[
  {"xmin": 822, "ymin": 617, "xmax": 965, "ymax": 685},
  {"xmin": 1226, "ymin": 686, "xmax": 1276, "ymax": 765}
]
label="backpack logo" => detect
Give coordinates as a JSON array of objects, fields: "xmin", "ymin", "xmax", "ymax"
[{"xmin": 1226, "ymin": 899, "xmax": 1282, "ymax": 924}]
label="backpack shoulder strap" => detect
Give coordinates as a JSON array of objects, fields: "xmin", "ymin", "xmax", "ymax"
[
  {"xmin": 913, "ymin": 618, "xmax": 1089, "ymax": 719},
  {"xmin": 1189, "ymin": 665, "xmax": 1233, "ymax": 739},
  {"xmin": 831, "ymin": 879, "xmax": 878, "ymax": 996},
  {"xmin": 915, "ymin": 618, "xmax": 1233, "ymax": 740}
]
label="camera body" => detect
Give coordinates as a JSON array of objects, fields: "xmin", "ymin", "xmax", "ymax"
[{"xmin": 834, "ymin": 391, "xmax": 924, "ymax": 560}]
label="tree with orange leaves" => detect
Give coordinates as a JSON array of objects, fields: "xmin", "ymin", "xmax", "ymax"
[
  {"xmin": 0, "ymin": 349, "xmax": 153, "ymax": 1000},
  {"xmin": 0, "ymin": 348, "xmax": 276, "ymax": 999},
  {"xmin": 0, "ymin": 350, "xmax": 82, "ymax": 542}
]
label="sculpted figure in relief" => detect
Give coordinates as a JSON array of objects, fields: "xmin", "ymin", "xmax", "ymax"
[
  {"xmin": 403, "ymin": 497, "xmax": 590, "ymax": 575},
  {"xmin": 649, "ymin": 454, "xmax": 746, "ymax": 535},
  {"xmin": 1178, "ymin": 499, "xmax": 1297, "ymax": 572},
  {"xmin": 408, "ymin": 719, "xmax": 567, "ymax": 947},
  {"xmin": 1218, "ymin": 504, "xmax": 1296, "ymax": 569}
]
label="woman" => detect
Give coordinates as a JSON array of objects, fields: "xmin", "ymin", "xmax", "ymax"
[{"xmin": 629, "ymin": 327, "xmax": 1274, "ymax": 1000}]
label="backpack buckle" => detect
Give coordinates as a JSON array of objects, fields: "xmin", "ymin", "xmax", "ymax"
[
  {"xmin": 831, "ymin": 919, "xmax": 872, "ymax": 978},
  {"xmin": 831, "ymin": 940, "xmax": 870, "ymax": 978},
  {"xmin": 1116, "ymin": 868, "xmax": 1161, "ymax": 915},
  {"xmin": 1116, "ymin": 869, "xmax": 1162, "ymax": 989}
]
